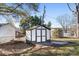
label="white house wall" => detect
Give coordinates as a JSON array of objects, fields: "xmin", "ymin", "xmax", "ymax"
[
  {"xmin": 0, "ymin": 36, "xmax": 15, "ymax": 43},
  {"xmin": 0, "ymin": 24, "xmax": 15, "ymax": 43},
  {"xmin": 0, "ymin": 24, "xmax": 15, "ymax": 37}
]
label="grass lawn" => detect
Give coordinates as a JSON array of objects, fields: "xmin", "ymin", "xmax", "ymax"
[
  {"xmin": 30, "ymin": 46, "xmax": 79, "ymax": 56},
  {"xmin": 52, "ymin": 37, "xmax": 79, "ymax": 44},
  {"xmin": 8, "ymin": 38, "xmax": 79, "ymax": 56},
  {"xmin": 19, "ymin": 38, "xmax": 79, "ymax": 56},
  {"xmin": 14, "ymin": 38, "xmax": 79, "ymax": 56},
  {"xmin": 20, "ymin": 45, "xmax": 79, "ymax": 56}
]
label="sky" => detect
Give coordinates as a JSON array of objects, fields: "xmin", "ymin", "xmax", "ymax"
[
  {"xmin": 32, "ymin": 3, "xmax": 74, "ymax": 28},
  {"xmin": 0, "ymin": 3, "xmax": 75, "ymax": 28}
]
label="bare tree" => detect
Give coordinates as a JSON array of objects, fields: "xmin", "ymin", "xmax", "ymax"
[
  {"xmin": 67, "ymin": 3, "xmax": 79, "ymax": 38},
  {"xmin": 0, "ymin": 3, "xmax": 39, "ymax": 24},
  {"xmin": 56, "ymin": 14, "xmax": 75, "ymax": 33}
]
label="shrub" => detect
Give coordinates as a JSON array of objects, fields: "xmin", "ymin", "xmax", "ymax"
[{"xmin": 52, "ymin": 28, "xmax": 63, "ymax": 38}]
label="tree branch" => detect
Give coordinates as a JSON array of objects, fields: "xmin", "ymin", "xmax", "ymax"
[{"xmin": 67, "ymin": 3, "xmax": 75, "ymax": 12}]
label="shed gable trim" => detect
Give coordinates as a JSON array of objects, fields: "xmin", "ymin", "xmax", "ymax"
[{"xmin": 29, "ymin": 25, "xmax": 51, "ymax": 30}]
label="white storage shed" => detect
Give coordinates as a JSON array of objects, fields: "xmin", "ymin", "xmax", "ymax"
[{"xmin": 26, "ymin": 25, "xmax": 51, "ymax": 42}]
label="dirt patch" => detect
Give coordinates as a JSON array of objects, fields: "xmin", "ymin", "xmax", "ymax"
[{"xmin": 0, "ymin": 41, "xmax": 33, "ymax": 56}]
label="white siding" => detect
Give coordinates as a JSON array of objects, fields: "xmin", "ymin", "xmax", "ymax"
[
  {"xmin": 47, "ymin": 30, "xmax": 50, "ymax": 40},
  {"xmin": 0, "ymin": 24, "xmax": 15, "ymax": 43},
  {"xmin": 37, "ymin": 27, "xmax": 41, "ymax": 29},
  {"xmin": 26, "ymin": 30, "xmax": 31, "ymax": 41},
  {"xmin": 0, "ymin": 36, "xmax": 15, "ymax": 43},
  {"xmin": 0, "ymin": 24, "xmax": 15, "ymax": 37},
  {"xmin": 37, "ymin": 26, "xmax": 45, "ymax": 29},
  {"xmin": 32, "ymin": 29, "xmax": 35, "ymax": 41},
  {"xmin": 42, "ymin": 27, "xmax": 46, "ymax": 29}
]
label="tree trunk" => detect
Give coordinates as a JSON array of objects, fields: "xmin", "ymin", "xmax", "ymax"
[{"xmin": 76, "ymin": 3, "xmax": 79, "ymax": 38}]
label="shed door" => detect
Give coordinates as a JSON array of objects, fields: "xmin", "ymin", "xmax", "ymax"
[
  {"xmin": 37, "ymin": 30, "xmax": 41, "ymax": 42},
  {"xmin": 42, "ymin": 30, "xmax": 46, "ymax": 42}
]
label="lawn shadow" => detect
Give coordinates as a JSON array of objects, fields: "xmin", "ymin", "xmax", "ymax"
[{"xmin": 34, "ymin": 41, "xmax": 79, "ymax": 47}]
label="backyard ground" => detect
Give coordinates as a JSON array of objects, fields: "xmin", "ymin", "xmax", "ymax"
[
  {"xmin": 31, "ymin": 38, "xmax": 79, "ymax": 56},
  {"xmin": 0, "ymin": 38, "xmax": 79, "ymax": 56},
  {"xmin": 20, "ymin": 38, "xmax": 79, "ymax": 56}
]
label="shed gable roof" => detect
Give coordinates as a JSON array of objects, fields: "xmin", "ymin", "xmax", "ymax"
[{"xmin": 28, "ymin": 25, "xmax": 51, "ymax": 30}]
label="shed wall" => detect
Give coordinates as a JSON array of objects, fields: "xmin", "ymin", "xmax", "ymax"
[
  {"xmin": 26, "ymin": 30, "xmax": 31, "ymax": 41},
  {"xmin": 32, "ymin": 29, "xmax": 35, "ymax": 41}
]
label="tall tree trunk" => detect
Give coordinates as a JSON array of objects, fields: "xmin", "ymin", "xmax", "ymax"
[{"xmin": 76, "ymin": 3, "xmax": 79, "ymax": 38}]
